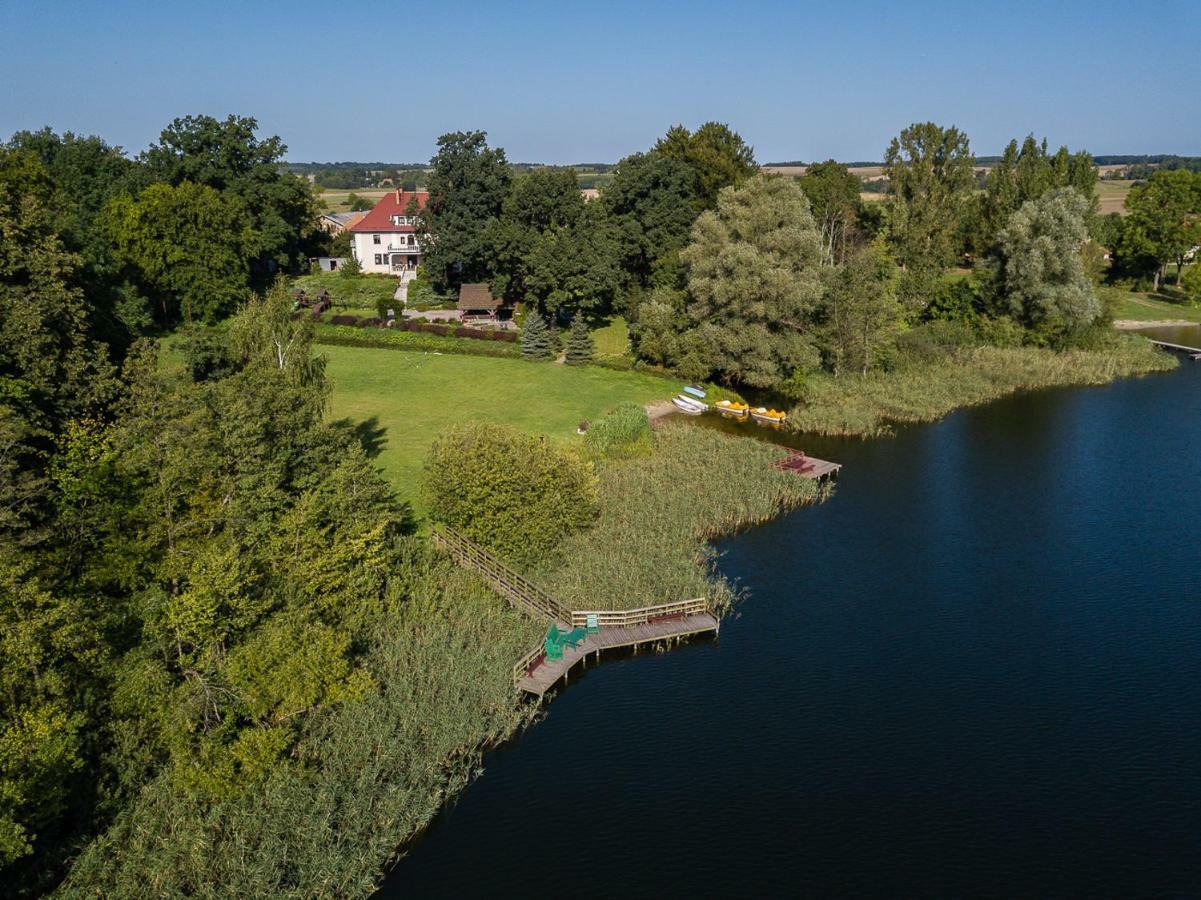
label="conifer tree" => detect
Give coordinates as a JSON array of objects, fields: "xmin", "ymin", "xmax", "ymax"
[
  {"xmin": 519, "ymin": 312, "xmax": 553, "ymax": 360},
  {"xmin": 564, "ymin": 317, "xmax": 595, "ymax": 366}
]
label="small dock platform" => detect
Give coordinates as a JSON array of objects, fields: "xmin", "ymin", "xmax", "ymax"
[
  {"xmin": 1148, "ymin": 338, "xmax": 1201, "ymax": 359},
  {"xmin": 516, "ymin": 613, "xmax": 719, "ymax": 697},
  {"xmin": 773, "ymin": 449, "xmax": 841, "ymax": 480}
]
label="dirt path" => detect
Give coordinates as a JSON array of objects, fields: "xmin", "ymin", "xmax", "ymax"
[{"xmin": 1114, "ymin": 319, "xmax": 1199, "ymax": 329}]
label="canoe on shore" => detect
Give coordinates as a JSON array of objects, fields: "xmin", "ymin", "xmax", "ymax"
[{"xmin": 672, "ymin": 395, "xmax": 708, "ymax": 415}]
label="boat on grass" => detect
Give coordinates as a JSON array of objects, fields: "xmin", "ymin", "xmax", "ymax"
[
  {"xmin": 672, "ymin": 394, "xmax": 708, "ymax": 415},
  {"xmin": 682, "ymin": 384, "xmax": 707, "ymax": 400}
]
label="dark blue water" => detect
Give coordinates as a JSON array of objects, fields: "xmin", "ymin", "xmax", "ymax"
[{"xmin": 383, "ymin": 342, "xmax": 1201, "ymax": 898}]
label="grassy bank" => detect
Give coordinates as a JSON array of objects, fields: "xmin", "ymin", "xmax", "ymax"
[
  {"xmin": 789, "ymin": 337, "xmax": 1175, "ymax": 436},
  {"xmin": 60, "ymin": 552, "xmax": 542, "ymax": 896},
  {"xmin": 321, "ymin": 346, "xmax": 675, "ymax": 508},
  {"xmin": 538, "ymin": 425, "xmax": 820, "ymax": 612},
  {"xmin": 1106, "ymin": 287, "xmax": 1201, "ymax": 324}
]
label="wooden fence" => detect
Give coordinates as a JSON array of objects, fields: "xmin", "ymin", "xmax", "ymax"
[{"xmin": 431, "ymin": 527, "xmax": 571, "ymax": 623}]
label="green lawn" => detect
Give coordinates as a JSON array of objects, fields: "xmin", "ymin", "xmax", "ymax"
[
  {"xmin": 1105, "ymin": 287, "xmax": 1201, "ymax": 323},
  {"xmin": 591, "ymin": 316, "xmax": 631, "ymax": 357},
  {"xmin": 321, "ymin": 346, "xmax": 676, "ymax": 508}
]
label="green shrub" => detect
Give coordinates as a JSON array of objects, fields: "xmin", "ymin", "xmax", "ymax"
[
  {"xmin": 583, "ymin": 403, "xmax": 651, "ymax": 459},
  {"xmin": 422, "ymin": 423, "xmax": 599, "ymax": 567},
  {"xmin": 895, "ymin": 320, "xmax": 979, "ymax": 364}
]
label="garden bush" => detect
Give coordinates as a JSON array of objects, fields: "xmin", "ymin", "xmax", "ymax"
[{"xmin": 422, "ymin": 423, "xmax": 598, "ymax": 567}]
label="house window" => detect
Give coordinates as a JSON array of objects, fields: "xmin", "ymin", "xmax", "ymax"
[
  {"xmin": 373, "ymin": 234, "xmax": 381, "ymax": 244},
  {"xmin": 374, "ymin": 254, "xmax": 382, "ymax": 265}
]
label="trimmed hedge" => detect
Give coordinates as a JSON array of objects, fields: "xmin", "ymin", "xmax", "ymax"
[{"xmin": 313, "ymin": 324, "xmax": 522, "ymax": 358}]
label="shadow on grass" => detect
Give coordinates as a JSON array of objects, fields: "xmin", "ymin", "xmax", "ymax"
[{"xmin": 331, "ymin": 415, "xmax": 389, "ymax": 459}]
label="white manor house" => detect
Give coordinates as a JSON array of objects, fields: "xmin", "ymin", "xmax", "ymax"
[{"xmin": 348, "ymin": 190, "xmax": 429, "ymax": 277}]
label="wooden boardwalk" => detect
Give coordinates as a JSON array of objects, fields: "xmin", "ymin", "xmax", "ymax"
[
  {"xmin": 433, "ymin": 527, "xmax": 723, "ymax": 699},
  {"xmin": 1148, "ymin": 339, "xmax": 1201, "ymax": 359},
  {"xmin": 515, "ymin": 612, "xmax": 720, "ymax": 696}
]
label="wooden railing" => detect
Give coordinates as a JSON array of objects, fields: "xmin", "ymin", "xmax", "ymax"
[
  {"xmin": 569, "ymin": 598, "xmax": 709, "ymax": 628},
  {"xmin": 511, "ymin": 642, "xmax": 546, "ymax": 684},
  {"xmin": 432, "ymin": 527, "xmax": 571, "ymax": 623}
]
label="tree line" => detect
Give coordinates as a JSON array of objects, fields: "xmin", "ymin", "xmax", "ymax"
[{"xmin": 415, "ymin": 123, "xmax": 1201, "ymax": 391}]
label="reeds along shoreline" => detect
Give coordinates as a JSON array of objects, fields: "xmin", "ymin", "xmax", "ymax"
[
  {"xmin": 540, "ymin": 424, "xmax": 821, "ymax": 614},
  {"xmin": 787, "ymin": 340, "xmax": 1176, "ymax": 437}
]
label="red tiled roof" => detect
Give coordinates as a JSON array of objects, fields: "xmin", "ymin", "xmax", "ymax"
[{"xmin": 349, "ymin": 190, "xmax": 429, "ymax": 233}]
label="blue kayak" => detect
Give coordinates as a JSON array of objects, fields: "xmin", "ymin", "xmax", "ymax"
[{"xmin": 683, "ymin": 384, "xmax": 706, "ymax": 399}]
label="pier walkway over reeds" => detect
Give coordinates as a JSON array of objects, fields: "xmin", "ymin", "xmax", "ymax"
[{"xmin": 432, "ymin": 527, "xmax": 719, "ymax": 697}]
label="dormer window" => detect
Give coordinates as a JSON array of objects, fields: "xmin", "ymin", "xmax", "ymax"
[{"xmin": 392, "ymin": 215, "xmax": 410, "ymax": 227}]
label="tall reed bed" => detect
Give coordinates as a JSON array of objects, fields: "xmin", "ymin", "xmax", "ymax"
[
  {"xmin": 789, "ymin": 338, "xmax": 1175, "ymax": 437},
  {"xmin": 60, "ymin": 552, "xmax": 542, "ymax": 897},
  {"xmin": 539, "ymin": 425, "xmax": 820, "ymax": 612}
]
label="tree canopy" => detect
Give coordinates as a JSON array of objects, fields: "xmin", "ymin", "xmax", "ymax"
[
  {"xmin": 995, "ymin": 188, "xmax": 1100, "ymax": 336},
  {"xmin": 141, "ymin": 114, "xmax": 319, "ymax": 276},
  {"xmin": 103, "ymin": 181, "xmax": 255, "ymax": 323},
  {"xmin": 883, "ymin": 122, "xmax": 975, "ymax": 275},
  {"xmin": 653, "ymin": 121, "xmax": 757, "ymax": 208},
  {"xmin": 416, "ymin": 131, "xmax": 512, "ymax": 294},
  {"xmin": 680, "ymin": 175, "xmax": 824, "ymax": 388}
]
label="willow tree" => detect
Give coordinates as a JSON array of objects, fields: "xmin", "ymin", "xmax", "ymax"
[
  {"xmin": 996, "ymin": 188, "xmax": 1100, "ymax": 335},
  {"xmin": 681, "ymin": 175, "xmax": 823, "ymax": 389}
]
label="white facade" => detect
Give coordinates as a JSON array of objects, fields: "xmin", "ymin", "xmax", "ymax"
[{"xmin": 350, "ymin": 227, "xmax": 423, "ymax": 276}]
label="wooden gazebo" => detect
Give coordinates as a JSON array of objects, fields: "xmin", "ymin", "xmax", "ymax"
[{"xmin": 457, "ymin": 283, "xmax": 505, "ymax": 323}]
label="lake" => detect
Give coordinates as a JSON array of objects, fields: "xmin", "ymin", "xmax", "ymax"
[{"xmin": 382, "ymin": 337, "xmax": 1201, "ymax": 898}]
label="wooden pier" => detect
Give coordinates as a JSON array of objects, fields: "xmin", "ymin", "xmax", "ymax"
[
  {"xmin": 1148, "ymin": 339, "xmax": 1201, "ymax": 359},
  {"xmin": 513, "ymin": 610, "xmax": 719, "ymax": 697},
  {"xmin": 434, "ymin": 527, "xmax": 721, "ymax": 698},
  {"xmin": 773, "ymin": 449, "xmax": 842, "ymax": 480}
]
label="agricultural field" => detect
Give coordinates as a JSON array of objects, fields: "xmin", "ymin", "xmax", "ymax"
[
  {"xmin": 315, "ymin": 187, "xmax": 393, "ymax": 213},
  {"xmin": 1096, "ymin": 178, "xmax": 1134, "ymax": 214},
  {"xmin": 321, "ymin": 345, "xmax": 675, "ymax": 508}
]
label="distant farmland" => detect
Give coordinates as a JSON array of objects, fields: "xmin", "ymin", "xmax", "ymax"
[{"xmin": 762, "ymin": 164, "xmax": 1134, "ymax": 214}]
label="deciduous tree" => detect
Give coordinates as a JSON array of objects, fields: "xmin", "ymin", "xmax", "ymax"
[
  {"xmin": 1124, "ymin": 169, "xmax": 1201, "ymax": 289},
  {"xmin": 103, "ymin": 182, "xmax": 254, "ymax": 323},
  {"xmin": 416, "ymin": 131, "xmax": 511, "ymax": 294},
  {"xmin": 995, "ymin": 188, "xmax": 1100, "ymax": 335},
  {"xmin": 653, "ymin": 122, "xmax": 757, "ymax": 208},
  {"xmin": 680, "ymin": 176, "xmax": 824, "ymax": 388},
  {"xmin": 820, "ymin": 240, "xmax": 901, "ymax": 374},
  {"xmin": 883, "ymin": 122, "xmax": 975, "ymax": 277}
]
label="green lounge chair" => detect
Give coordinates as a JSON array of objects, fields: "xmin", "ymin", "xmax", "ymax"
[
  {"xmin": 544, "ymin": 625, "xmax": 564, "ymax": 661},
  {"xmin": 561, "ymin": 627, "xmax": 588, "ymax": 649}
]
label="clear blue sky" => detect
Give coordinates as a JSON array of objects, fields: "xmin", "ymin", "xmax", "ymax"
[{"xmin": 1, "ymin": 0, "xmax": 1195, "ymax": 164}]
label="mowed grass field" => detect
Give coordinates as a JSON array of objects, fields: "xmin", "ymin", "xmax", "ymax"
[
  {"xmin": 321, "ymin": 345, "xmax": 675, "ymax": 507},
  {"xmin": 1106, "ymin": 287, "xmax": 1201, "ymax": 323}
]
